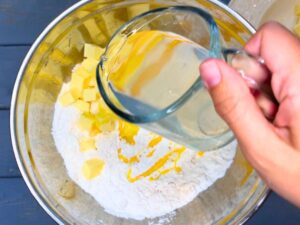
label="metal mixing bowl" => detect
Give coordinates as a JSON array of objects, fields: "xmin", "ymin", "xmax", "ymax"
[
  {"xmin": 10, "ymin": 0, "xmax": 268, "ymax": 224},
  {"xmin": 230, "ymin": 0, "xmax": 298, "ymax": 29}
]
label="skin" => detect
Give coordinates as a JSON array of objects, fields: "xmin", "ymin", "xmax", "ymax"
[{"xmin": 200, "ymin": 22, "xmax": 300, "ymax": 207}]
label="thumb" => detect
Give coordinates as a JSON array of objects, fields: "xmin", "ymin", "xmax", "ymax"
[
  {"xmin": 199, "ymin": 59, "xmax": 275, "ymax": 151},
  {"xmin": 200, "ymin": 59, "xmax": 300, "ymax": 207}
]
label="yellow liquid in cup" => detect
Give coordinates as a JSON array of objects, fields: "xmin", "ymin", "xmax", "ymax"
[{"xmin": 105, "ymin": 30, "xmax": 228, "ymax": 150}]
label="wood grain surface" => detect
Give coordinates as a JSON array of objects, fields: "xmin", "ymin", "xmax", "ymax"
[
  {"xmin": 0, "ymin": 0, "xmax": 78, "ymax": 45},
  {"xmin": 0, "ymin": 178, "xmax": 54, "ymax": 225},
  {"xmin": 0, "ymin": 110, "xmax": 20, "ymax": 178}
]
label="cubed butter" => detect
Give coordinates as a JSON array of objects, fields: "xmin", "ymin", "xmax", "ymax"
[
  {"xmin": 74, "ymin": 100, "xmax": 90, "ymax": 113},
  {"xmin": 70, "ymin": 74, "xmax": 85, "ymax": 97},
  {"xmin": 82, "ymin": 58, "xmax": 99, "ymax": 73},
  {"xmin": 90, "ymin": 101, "xmax": 100, "ymax": 114},
  {"xmin": 83, "ymin": 88, "xmax": 98, "ymax": 102},
  {"xmin": 77, "ymin": 113, "xmax": 95, "ymax": 132},
  {"xmin": 99, "ymin": 120, "xmax": 115, "ymax": 132},
  {"xmin": 94, "ymin": 110, "xmax": 117, "ymax": 132},
  {"xmin": 88, "ymin": 76, "xmax": 97, "ymax": 87},
  {"xmin": 74, "ymin": 66, "xmax": 91, "ymax": 80},
  {"xmin": 95, "ymin": 112, "xmax": 111, "ymax": 125},
  {"xmin": 79, "ymin": 138, "xmax": 96, "ymax": 152},
  {"xmin": 70, "ymin": 88, "xmax": 81, "ymax": 100},
  {"xmin": 82, "ymin": 158, "xmax": 105, "ymax": 180},
  {"xmin": 84, "ymin": 43, "xmax": 105, "ymax": 60},
  {"xmin": 59, "ymin": 91, "xmax": 76, "ymax": 106}
]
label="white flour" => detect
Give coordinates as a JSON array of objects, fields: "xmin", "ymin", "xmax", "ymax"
[{"xmin": 52, "ymin": 84, "xmax": 236, "ymax": 221}]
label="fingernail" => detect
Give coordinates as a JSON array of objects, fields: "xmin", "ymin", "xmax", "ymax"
[{"xmin": 200, "ymin": 60, "xmax": 221, "ymax": 89}]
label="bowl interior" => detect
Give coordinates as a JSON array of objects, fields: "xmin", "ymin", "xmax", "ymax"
[
  {"xmin": 12, "ymin": 0, "xmax": 267, "ymax": 224},
  {"xmin": 260, "ymin": 0, "xmax": 298, "ymax": 29},
  {"xmin": 230, "ymin": 0, "xmax": 299, "ymax": 29}
]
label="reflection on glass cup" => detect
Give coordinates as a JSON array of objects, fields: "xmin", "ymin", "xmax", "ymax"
[{"xmin": 97, "ymin": 6, "xmax": 265, "ymax": 151}]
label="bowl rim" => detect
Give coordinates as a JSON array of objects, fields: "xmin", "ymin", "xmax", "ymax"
[{"xmin": 10, "ymin": 0, "xmax": 268, "ymax": 224}]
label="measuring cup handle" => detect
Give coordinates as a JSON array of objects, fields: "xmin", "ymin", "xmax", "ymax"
[
  {"xmin": 222, "ymin": 48, "xmax": 267, "ymax": 89},
  {"xmin": 222, "ymin": 48, "xmax": 278, "ymax": 119}
]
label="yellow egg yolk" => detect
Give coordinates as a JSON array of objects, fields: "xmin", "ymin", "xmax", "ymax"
[{"xmin": 126, "ymin": 147, "xmax": 186, "ymax": 183}]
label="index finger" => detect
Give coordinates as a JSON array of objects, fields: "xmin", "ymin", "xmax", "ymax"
[{"xmin": 245, "ymin": 22, "xmax": 300, "ymax": 74}]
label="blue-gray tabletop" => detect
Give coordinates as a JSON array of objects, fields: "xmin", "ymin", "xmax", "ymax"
[{"xmin": 0, "ymin": 0, "xmax": 299, "ymax": 224}]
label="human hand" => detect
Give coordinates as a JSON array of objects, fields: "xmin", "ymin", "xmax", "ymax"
[{"xmin": 200, "ymin": 22, "xmax": 300, "ymax": 207}]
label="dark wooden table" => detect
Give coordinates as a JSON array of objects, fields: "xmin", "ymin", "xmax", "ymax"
[{"xmin": 0, "ymin": 0, "xmax": 299, "ymax": 224}]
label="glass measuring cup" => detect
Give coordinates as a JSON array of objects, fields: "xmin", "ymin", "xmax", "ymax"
[{"xmin": 96, "ymin": 5, "xmax": 265, "ymax": 151}]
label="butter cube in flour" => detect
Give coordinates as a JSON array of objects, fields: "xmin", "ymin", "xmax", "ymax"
[
  {"xmin": 82, "ymin": 58, "xmax": 99, "ymax": 73},
  {"xmin": 83, "ymin": 88, "xmax": 98, "ymax": 102},
  {"xmin": 82, "ymin": 158, "xmax": 105, "ymax": 180},
  {"xmin": 84, "ymin": 43, "xmax": 105, "ymax": 60},
  {"xmin": 74, "ymin": 66, "xmax": 91, "ymax": 80},
  {"xmin": 79, "ymin": 138, "xmax": 96, "ymax": 152},
  {"xmin": 70, "ymin": 75, "xmax": 86, "ymax": 98},
  {"xmin": 94, "ymin": 110, "xmax": 115, "ymax": 132},
  {"xmin": 59, "ymin": 91, "xmax": 76, "ymax": 106},
  {"xmin": 88, "ymin": 76, "xmax": 97, "ymax": 87},
  {"xmin": 74, "ymin": 100, "xmax": 90, "ymax": 113},
  {"xmin": 90, "ymin": 101, "xmax": 100, "ymax": 114},
  {"xmin": 99, "ymin": 120, "xmax": 115, "ymax": 132},
  {"xmin": 77, "ymin": 113, "xmax": 95, "ymax": 132}
]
